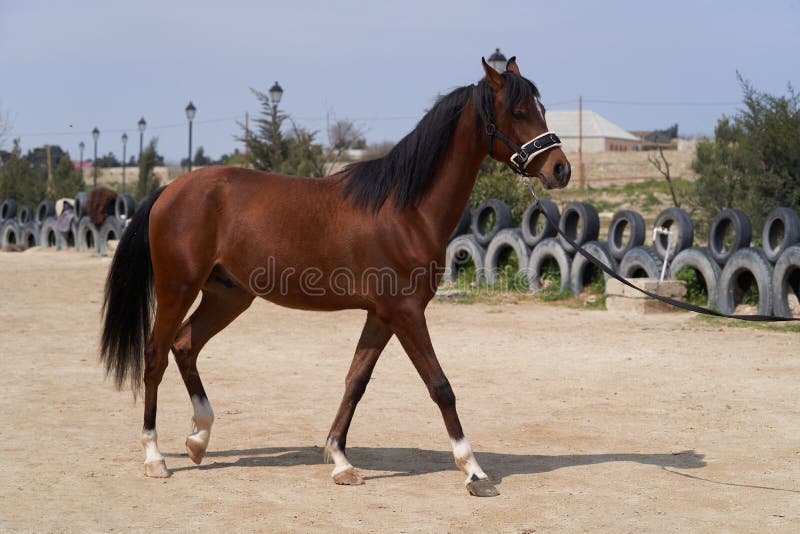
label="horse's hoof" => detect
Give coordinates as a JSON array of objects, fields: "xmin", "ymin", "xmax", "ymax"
[
  {"xmin": 466, "ymin": 479, "xmax": 499, "ymax": 497},
  {"xmin": 185, "ymin": 435, "xmax": 207, "ymax": 465},
  {"xmin": 333, "ymin": 468, "xmax": 364, "ymax": 486},
  {"xmin": 144, "ymin": 459, "xmax": 171, "ymax": 478}
]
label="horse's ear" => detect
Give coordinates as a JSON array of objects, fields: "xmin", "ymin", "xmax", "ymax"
[
  {"xmin": 481, "ymin": 57, "xmax": 505, "ymax": 90},
  {"xmin": 506, "ymin": 56, "xmax": 520, "ymax": 75}
]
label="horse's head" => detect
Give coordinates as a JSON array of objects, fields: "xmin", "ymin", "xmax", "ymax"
[{"xmin": 479, "ymin": 57, "xmax": 571, "ymax": 189}]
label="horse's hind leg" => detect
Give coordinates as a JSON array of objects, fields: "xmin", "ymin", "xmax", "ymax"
[
  {"xmin": 325, "ymin": 311, "xmax": 393, "ymax": 485},
  {"xmin": 141, "ymin": 281, "xmax": 202, "ymax": 478},
  {"xmin": 172, "ymin": 281, "xmax": 253, "ymax": 464}
]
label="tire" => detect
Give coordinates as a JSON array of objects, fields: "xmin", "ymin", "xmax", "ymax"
[
  {"xmin": 1, "ymin": 198, "xmax": 17, "ymax": 221},
  {"xmin": 653, "ymin": 207, "xmax": 694, "ymax": 260},
  {"xmin": 771, "ymin": 245, "xmax": 800, "ymax": 318},
  {"xmin": 761, "ymin": 207, "xmax": 800, "ymax": 263},
  {"xmin": 444, "ymin": 234, "xmax": 486, "ymax": 285},
  {"xmin": 527, "ymin": 237, "xmax": 572, "ymax": 293},
  {"xmin": 570, "ymin": 240, "xmax": 618, "ymax": 294},
  {"xmin": 558, "ymin": 201, "xmax": 600, "ymax": 253},
  {"xmin": 17, "ymin": 204, "xmax": 33, "ymax": 225},
  {"xmin": 619, "ymin": 246, "xmax": 666, "ymax": 279},
  {"xmin": 35, "ymin": 199, "xmax": 56, "ymax": 224},
  {"xmin": 520, "ymin": 198, "xmax": 559, "ymax": 247},
  {"xmin": 708, "ymin": 208, "xmax": 752, "ymax": 265},
  {"xmin": 1, "ymin": 220, "xmax": 20, "ymax": 248},
  {"xmin": 448, "ymin": 205, "xmax": 471, "ymax": 242},
  {"xmin": 40, "ymin": 217, "xmax": 66, "ymax": 249},
  {"xmin": 607, "ymin": 210, "xmax": 646, "ymax": 260},
  {"xmin": 484, "ymin": 229, "xmax": 530, "ymax": 285},
  {"xmin": 717, "ymin": 247, "xmax": 774, "ymax": 316},
  {"xmin": 77, "ymin": 216, "xmax": 100, "ymax": 252},
  {"xmin": 98, "ymin": 216, "xmax": 123, "ymax": 255},
  {"xmin": 20, "ymin": 222, "xmax": 40, "ymax": 248},
  {"xmin": 471, "ymin": 199, "xmax": 512, "ymax": 246},
  {"xmin": 668, "ymin": 247, "xmax": 722, "ymax": 308},
  {"xmin": 74, "ymin": 192, "xmax": 89, "ymax": 218}
]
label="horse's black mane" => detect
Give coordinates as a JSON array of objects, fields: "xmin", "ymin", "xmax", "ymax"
[{"xmin": 342, "ymin": 71, "xmax": 540, "ymax": 212}]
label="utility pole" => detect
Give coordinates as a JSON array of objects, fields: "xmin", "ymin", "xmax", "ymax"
[
  {"xmin": 578, "ymin": 95, "xmax": 584, "ymax": 190},
  {"xmin": 45, "ymin": 145, "xmax": 54, "ymax": 196},
  {"xmin": 244, "ymin": 111, "xmax": 249, "ymax": 168}
]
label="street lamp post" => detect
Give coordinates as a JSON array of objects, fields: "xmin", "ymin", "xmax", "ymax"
[
  {"xmin": 268, "ymin": 81, "xmax": 283, "ymax": 169},
  {"xmin": 137, "ymin": 117, "xmax": 146, "ymax": 162},
  {"xmin": 185, "ymin": 102, "xmax": 196, "ymax": 172},
  {"xmin": 91, "ymin": 127, "xmax": 100, "ymax": 188},
  {"xmin": 487, "ymin": 48, "xmax": 507, "ymax": 73},
  {"xmin": 78, "ymin": 141, "xmax": 85, "ymax": 177},
  {"xmin": 121, "ymin": 132, "xmax": 128, "ymax": 193}
]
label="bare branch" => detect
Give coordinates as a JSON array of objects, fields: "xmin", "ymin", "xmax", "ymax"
[{"xmin": 647, "ymin": 147, "xmax": 680, "ymax": 207}]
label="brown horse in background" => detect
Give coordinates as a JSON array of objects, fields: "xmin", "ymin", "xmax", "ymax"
[
  {"xmin": 86, "ymin": 187, "xmax": 118, "ymax": 226},
  {"xmin": 100, "ymin": 58, "xmax": 570, "ymax": 497}
]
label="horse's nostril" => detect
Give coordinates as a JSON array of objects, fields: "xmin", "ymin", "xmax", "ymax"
[{"xmin": 553, "ymin": 161, "xmax": 571, "ymax": 183}]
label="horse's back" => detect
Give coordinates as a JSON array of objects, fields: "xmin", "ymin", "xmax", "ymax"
[{"xmin": 148, "ymin": 167, "xmax": 380, "ymax": 305}]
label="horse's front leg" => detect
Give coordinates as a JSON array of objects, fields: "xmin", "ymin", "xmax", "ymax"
[
  {"xmin": 325, "ymin": 311, "xmax": 393, "ymax": 485},
  {"xmin": 384, "ymin": 302, "xmax": 499, "ymax": 497}
]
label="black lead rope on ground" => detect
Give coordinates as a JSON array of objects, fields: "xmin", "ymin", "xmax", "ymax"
[{"xmin": 521, "ymin": 180, "xmax": 800, "ymax": 323}]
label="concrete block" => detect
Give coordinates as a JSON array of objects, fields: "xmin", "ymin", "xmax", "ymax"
[
  {"xmin": 606, "ymin": 278, "xmax": 686, "ymax": 299},
  {"xmin": 606, "ymin": 296, "xmax": 683, "ymax": 314}
]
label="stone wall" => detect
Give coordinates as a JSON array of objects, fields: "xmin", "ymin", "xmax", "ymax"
[
  {"xmin": 84, "ymin": 142, "xmax": 699, "ymax": 190},
  {"xmin": 565, "ymin": 147, "xmax": 697, "ymax": 188}
]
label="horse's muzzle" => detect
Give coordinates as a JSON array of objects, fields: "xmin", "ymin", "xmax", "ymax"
[{"xmin": 540, "ymin": 161, "xmax": 571, "ymax": 189}]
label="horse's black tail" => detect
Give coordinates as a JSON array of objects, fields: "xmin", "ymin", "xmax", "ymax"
[{"xmin": 100, "ymin": 187, "xmax": 166, "ymax": 395}]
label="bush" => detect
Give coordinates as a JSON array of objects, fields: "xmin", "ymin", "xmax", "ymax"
[
  {"xmin": 690, "ymin": 75, "xmax": 799, "ymax": 231},
  {"xmin": 469, "ymin": 159, "xmax": 535, "ymax": 226}
]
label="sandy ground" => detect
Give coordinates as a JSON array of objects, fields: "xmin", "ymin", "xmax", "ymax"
[{"xmin": 0, "ymin": 249, "xmax": 798, "ymax": 532}]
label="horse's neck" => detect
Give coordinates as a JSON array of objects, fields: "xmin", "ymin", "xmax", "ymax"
[{"xmin": 418, "ymin": 105, "xmax": 486, "ymax": 242}]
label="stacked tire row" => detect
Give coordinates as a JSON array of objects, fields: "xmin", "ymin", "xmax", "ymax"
[
  {"xmin": 1, "ymin": 193, "xmax": 136, "ymax": 255},
  {"xmin": 445, "ymin": 200, "xmax": 800, "ymax": 318}
]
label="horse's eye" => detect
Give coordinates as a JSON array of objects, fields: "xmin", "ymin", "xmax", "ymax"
[{"xmin": 512, "ymin": 110, "xmax": 526, "ymax": 120}]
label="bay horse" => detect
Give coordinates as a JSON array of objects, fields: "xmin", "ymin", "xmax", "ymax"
[{"xmin": 100, "ymin": 57, "xmax": 570, "ymax": 497}]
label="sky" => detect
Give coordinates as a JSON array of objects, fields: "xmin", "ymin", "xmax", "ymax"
[{"xmin": 1, "ymin": 0, "xmax": 798, "ymax": 164}]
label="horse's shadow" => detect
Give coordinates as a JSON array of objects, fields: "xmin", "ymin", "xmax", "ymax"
[{"xmin": 167, "ymin": 445, "xmax": 705, "ymax": 482}]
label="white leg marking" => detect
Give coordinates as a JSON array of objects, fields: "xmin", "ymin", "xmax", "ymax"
[
  {"xmin": 326, "ymin": 438, "xmax": 354, "ymax": 476},
  {"xmin": 451, "ymin": 438, "xmax": 488, "ymax": 484},
  {"xmin": 187, "ymin": 395, "xmax": 214, "ymax": 448},
  {"xmin": 141, "ymin": 429, "xmax": 164, "ymax": 463}
]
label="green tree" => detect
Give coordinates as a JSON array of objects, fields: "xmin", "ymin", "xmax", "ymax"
[
  {"xmin": 182, "ymin": 146, "xmax": 213, "ymax": 168},
  {"xmin": 24, "ymin": 145, "xmax": 69, "ymax": 195},
  {"xmin": 0, "ymin": 139, "xmax": 44, "ymax": 205},
  {"xmin": 193, "ymin": 146, "xmax": 212, "ymax": 166},
  {"xmin": 52, "ymin": 153, "xmax": 85, "ymax": 199},
  {"xmin": 278, "ymin": 123, "xmax": 325, "ymax": 177},
  {"xmin": 95, "ymin": 151, "xmax": 121, "ymax": 167},
  {"xmin": 216, "ymin": 148, "xmax": 246, "ymax": 166},
  {"xmin": 241, "ymin": 88, "xmax": 288, "ymax": 171},
  {"xmin": 691, "ymin": 76, "xmax": 800, "ymax": 229},
  {"xmin": 136, "ymin": 138, "xmax": 161, "ymax": 201},
  {"xmin": 240, "ymin": 87, "xmax": 326, "ymax": 176}
]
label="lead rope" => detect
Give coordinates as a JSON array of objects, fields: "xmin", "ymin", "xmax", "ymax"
[{"xmin": 520, "ymin": 177, "xmax": 800, "ymax": 323}]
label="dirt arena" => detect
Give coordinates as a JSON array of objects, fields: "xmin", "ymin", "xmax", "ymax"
[{"xmin": 1, "ymin": 250, "xmax": 798, "ymax": 531}]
